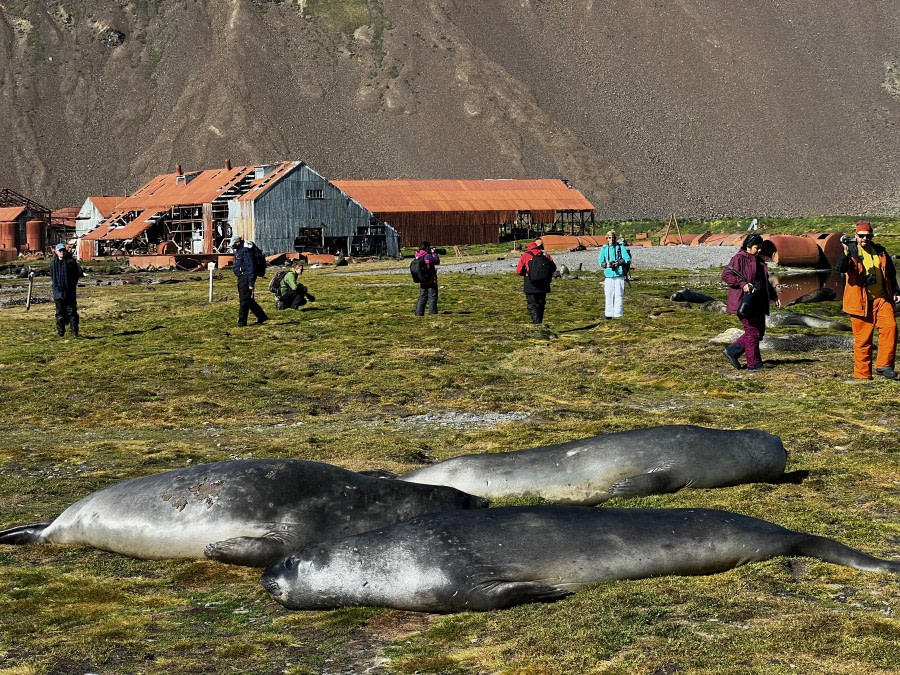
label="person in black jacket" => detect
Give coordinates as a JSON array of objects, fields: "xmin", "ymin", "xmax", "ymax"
[
  {"xmin": 231, "ymin": 235, "xmax": 268, "ymax": 327},
  {"xmin": 515, "ymin": 239, "xmax": 557, "ymax": 324},
  {"xmin": 49, "ymin": 243, "xmax": 83, "ymax": 337}
]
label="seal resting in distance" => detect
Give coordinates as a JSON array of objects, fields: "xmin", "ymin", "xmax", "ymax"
[
  {"xmin": 0, "ymin": 459, "xmax": 487, "ymax": 566},
  {"xmin": 261, "ymin": 506, "xmax": 900, "ymax": 612},
  {"xmin": 399, "ymin": 425, "xmax": 787, "ymax": 504}
]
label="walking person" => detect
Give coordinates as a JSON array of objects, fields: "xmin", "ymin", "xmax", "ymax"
[
  {"xmin": 598, "ymin": 230, "xmax": 631, "ymax": 319},
  {"xmin": 49, "ymin": 243, "xmax": 83, "ymax": 337},
  {"xmin": 231, "ymin": 234, "xmax": 268, "ymax": 326},
  {"xmin": 721, "ymin": 234, "xmax": 779, "ymax": 372},
  {"xmin": 413, "ymin": 241, "xmax": 440, "ymax": 316},
  {"xmin": 836, "ymin": 220, "xmax": 900, "ymax": 380},
  {"xmin": 515, "ymin": 239, "xmax": 556, "ymax": 324}
]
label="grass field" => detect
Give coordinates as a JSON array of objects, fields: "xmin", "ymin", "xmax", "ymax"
[{"xmin": 0, "ymin": 237, "xmax": 898, "ymax": 674}]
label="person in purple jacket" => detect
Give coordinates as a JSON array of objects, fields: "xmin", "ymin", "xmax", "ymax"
[
  {"xmin": 721, "ymin": 234, "xmax": 779, "ymax": 371},
  {"xmin": 414, "ymin": 241, "xmax": 441, "ymax": 316}
]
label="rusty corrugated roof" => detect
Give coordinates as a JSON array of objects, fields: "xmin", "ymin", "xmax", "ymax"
[
  {"xmin": 0, "ymin": 207, "xmax": 25, "ymax": 221},
  {"xmin": 332, "ymin": 179, "xmax": 595, "ymax": 213},
  {"xmin": 100, "ymin": 209, "xmax": 166, "ymax": 240},
  {"xmin": 235, "ymin": 162, "xmax": 301, "ymax": 202},
  {"xmin": 89, "ymin": 196, "xmax": 127, "ymax": 216}
]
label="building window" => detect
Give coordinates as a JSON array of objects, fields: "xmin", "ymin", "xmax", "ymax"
[{"xmin": 306, "ymin": 189, "xmax": 324, "ymax": 200}]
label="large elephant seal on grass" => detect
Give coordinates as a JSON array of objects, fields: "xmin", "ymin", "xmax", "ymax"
[
  {"xmin": 766, "ymin": 311, "xmax": 850, "ymax": 331},
  {"xmin": 399, "ymin": 425, "xmax": 786, "ymax": 504},
  {"xmin": 0, "ymin": 459, "xmax": 487, "ymax": 566},
  {"xmin": 261, "ymin": 506, "xmax": 900, "ymax": 612}
]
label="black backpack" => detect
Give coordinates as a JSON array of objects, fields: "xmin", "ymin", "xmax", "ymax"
[
  {"xmin": 251, "ymin": 244, "xmax": 267, "ymax": 277},
  {"xmin": 410, "ymin": 256, "xmax": 429, "ymax": 283},
  {"xmin": 528, "ymin": 251, "xmax": 555, "ymax": 283},
  {"xmin": 268, "ymin": 269, "xmax": 289, "ymax": 297}
]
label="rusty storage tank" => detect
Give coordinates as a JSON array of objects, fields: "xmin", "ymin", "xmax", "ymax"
[
  {"xmin": 660, "ymin": 233, "xmax": 703, "ymax": 245},
  {"xmin": 764, "ymin": 235, "xmax": 824, "ymax": 267},
  {"xmin": 804, "ymin": 232, "xmax": 844, "ymax": 267},
  {"xmin": 0, "ymin": 221, "xmax": 16, "ymax": 250},
  {"xmin": 25, "ymin": 220, "xmax": 46, "ymax": 252}
]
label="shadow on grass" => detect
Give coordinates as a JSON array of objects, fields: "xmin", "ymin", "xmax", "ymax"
[{"xmin": 777, "ymin": 470, "xmax": 810, "ymax": 485}]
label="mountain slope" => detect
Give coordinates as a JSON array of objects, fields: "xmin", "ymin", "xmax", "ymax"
[{"xmin": 1, "ymin": 0, "xmax": 898, "ymax": 217}]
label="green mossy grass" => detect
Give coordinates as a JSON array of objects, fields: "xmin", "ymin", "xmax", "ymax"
[{"xmin": 0, "ymin": 231, "xmax": 897, "ymax": 672}]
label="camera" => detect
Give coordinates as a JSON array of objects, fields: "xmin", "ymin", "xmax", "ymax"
[
  {"xmin": 865, "ymin": 273, "xmax": 877, "ymax": 286},
  {"xmin": 840, "ymin": 235, "xmax": 853, "ymax": 245}
]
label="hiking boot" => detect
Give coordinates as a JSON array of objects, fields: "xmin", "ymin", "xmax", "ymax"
[
  {"xmin": 746, "ymin": 364, "xmax": 764, "ymax": 372},
  {"xmin": 306, "ymin": 294, "xmax": 316, "ymax": 302},
  {"xmin": 875, "ymin": 366, "xmax": 898, "ymax": 379},
  {"xmin": 723, "ymin": 347, "xmax": 742, "ymax": 370}
]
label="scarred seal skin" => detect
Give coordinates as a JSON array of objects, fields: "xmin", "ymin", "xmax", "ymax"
[
  {"xmin": 261, "ymin": 506, "xmax": 900, "ymax": 613},
  {"xmin": 399, "ymin": 425, "xmax": 787, "ymax": 505},
  {"xmin": 0, "ymin": 459, "xmax": 487, "ymax": 566}
]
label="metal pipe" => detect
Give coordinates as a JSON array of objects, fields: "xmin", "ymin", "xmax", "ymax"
[{"xmin": 25, "ymin": 271, "xmax": 34, "ymax": 310}]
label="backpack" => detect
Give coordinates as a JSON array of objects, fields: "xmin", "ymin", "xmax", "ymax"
[
  {"xmin": 250, "ymin": 243, "xmax": 267, "ymax": 277},
  {"xmin": 528, "ymin": 251, "xmax": 555, "ymax": 283},
  {"xmin": 268, "ymin": 269, "xmax": 289, "ymax": 297},
  {"xmin": 410, "ymin": 256, "xmax": 430, "ymax": 283}
]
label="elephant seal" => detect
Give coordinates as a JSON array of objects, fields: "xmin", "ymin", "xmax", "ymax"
[
  {"xmin": 671, "ymin": 288, "xmax": 717, "ymax": 303},
  {"xmin": 398, "ymin": 425, "xmax": 786, "ymax": 504},
  {"xmin": 766, "ymin": 311, "xmax": 850, "ymax": 331},
  {"xmin": 786, "ymin": 288, "xmax": 836, "ymax": 306},
  {"xmin": 261, "ymin": 506, "xmax": 900, "ymax": 612},
  {"xmin": 0, "ymin": 459, "xmax": 487, "ymax": 566},
  {"xmin": 709, "ymin": 329, "xmax": 854, "ymax": 352}
]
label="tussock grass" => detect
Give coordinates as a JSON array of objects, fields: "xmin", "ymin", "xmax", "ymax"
[{"xmin": 0, "ymin": 243, "xmax": 898, "ymax": 672}]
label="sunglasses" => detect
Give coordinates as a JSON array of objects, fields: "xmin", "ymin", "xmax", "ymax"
[{"xmin": 857, "ymin": 233, "xmax": 872, "ymax": 239}]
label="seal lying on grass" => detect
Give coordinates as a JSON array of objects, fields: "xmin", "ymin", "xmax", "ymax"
[
  {"xmin": 398, "ymin": 425, "xmax": 786, "ymax": 504},
  {"xmin": 0, "ymin": 459, "xmax": 487, "ymax": 566},
  {"xmin": 766, "ymin": 311, "xmax": 850, "ymax": 331},
  {"xmin": 261, "ymin": 506, "xmax": 900, "ymax": 612}
]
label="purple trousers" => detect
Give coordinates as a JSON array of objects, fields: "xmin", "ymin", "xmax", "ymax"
[{"xmin": 728, "ymin": 312, "xmax": 766, "ymax": 368}]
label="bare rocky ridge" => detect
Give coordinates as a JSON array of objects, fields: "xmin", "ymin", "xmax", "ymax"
[{"xmin": 1, "ymin": 0, "xmax": 898, "ymax": 218}]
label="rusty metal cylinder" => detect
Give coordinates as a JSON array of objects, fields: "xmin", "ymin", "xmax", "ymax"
[
  {"xmin": 25, "ymin": 220, "xmax": 45, "ymax": 252},
  {"xmin": 766, "ymin": 234, "xmax": 823, "ymax": 267},
  {"xmin": 0, "ymin": 221, "xmax": 15, "ymax": 249}
]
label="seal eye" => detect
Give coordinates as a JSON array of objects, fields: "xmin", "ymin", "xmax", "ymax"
[{"xmin": 283, "ymin": 556, "xmax": 294, "ymax": 570}]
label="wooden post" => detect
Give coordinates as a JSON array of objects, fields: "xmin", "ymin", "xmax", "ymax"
[
  {"xmin": 25, "ymin": 270, "xmax": 34, "ymax": 310},
  {"xmin": 207, "ymin": 262, "xmax": 216, "ymax": 303}
]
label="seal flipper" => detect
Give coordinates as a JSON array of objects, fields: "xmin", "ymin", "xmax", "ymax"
[
  {"xmin": 608, "ymin": 471, "xmax": 684, "ymax": 498},
  {"xmin": 204, "ymin": 534, "xmax": 296, "ymax": 567},
  {"xmin": 0, "ymin": 523, "xmax": 51, "ymax": 545},
  {"xmin": 469, "ymin": 581, "xmax": 572, "ymax": 610}
]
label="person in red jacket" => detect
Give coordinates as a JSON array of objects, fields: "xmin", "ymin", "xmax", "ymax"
[
  {"xmin": 721, "ymin": 234, "xmax": 778, "ymax": 371},
  {"xmin": 515, "ymin": 239, "xmax": 556, "ymax": 324},
  {"xmin": 836, "ymin": 220, "xmax": 900, "ymax": 380}
]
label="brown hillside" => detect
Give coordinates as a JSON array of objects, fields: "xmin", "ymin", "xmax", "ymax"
[{"xmin": 1, "ymin": 0, "xmax": 898, "ymax": 217}]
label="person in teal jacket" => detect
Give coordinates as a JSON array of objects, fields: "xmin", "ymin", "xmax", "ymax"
[{"xmin": 598, "ymin": 230, "xmax": 631, "ymax": 319}]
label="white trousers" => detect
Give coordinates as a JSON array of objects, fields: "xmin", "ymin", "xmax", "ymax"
[{"xmin": 604, "ymin": 276, "xmax": 626, "ymax": 318}]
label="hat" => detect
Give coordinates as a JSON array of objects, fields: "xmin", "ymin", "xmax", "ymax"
[
  {"xmin": 606, "ymin": 230, "xmax": 617, "ymax": 238},
  {"xmin": 855, "ymin": 220, "xmax": 873, "ymax": 234},
  {"xmin": 55, "ymin": 243, "xmax": 66, "ymax": 250},
  {"xmin": 229, "ymin": 234, "xmax": 243, "ymax": 246}
]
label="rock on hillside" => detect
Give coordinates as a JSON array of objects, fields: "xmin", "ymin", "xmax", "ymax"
[{"xmin": 1, "ymin": 0, "xmax": 898, "ymax": 218}]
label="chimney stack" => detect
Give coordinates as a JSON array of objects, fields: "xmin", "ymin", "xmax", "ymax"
[
  {"xmin": 175, "ymin": 164, "xmax": 183, "ymax": 176},
  {"xmin": 224, "ymin": 159, "xmax": 232, "ymax": 170}
]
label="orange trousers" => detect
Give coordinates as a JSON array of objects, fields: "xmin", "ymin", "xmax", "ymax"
[{"xmin": 849, "ymin": 296, "xmax": 897, "ymax": 379}]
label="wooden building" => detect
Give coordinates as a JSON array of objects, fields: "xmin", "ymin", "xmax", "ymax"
[
  {"xmin": 81, "ymin": 161, "xmax": 400, "ymax": 263},
  {"xmin": 332, "ymin": 179, "xmax": 596, "ymax": 247}
]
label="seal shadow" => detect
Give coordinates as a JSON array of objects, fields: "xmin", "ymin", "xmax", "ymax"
[
  {"xmin": 558, "ymin": 322, "xmax": 603, "ymax": 333},
  {"xmin": 92, "ymin": 326, "xmax": 166, "ymax": 338},
  {"xmin": 775, "ymin": 470, "xmax": 809, "ymax": 485},
  {"xmin": 763, "ymin": 358, "xmax": 819, "ymax": 366}
]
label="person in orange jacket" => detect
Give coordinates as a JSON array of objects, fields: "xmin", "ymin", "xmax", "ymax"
[{"xmin": 836, "ymin": 220, "xmax": 900, "ymax": 380}]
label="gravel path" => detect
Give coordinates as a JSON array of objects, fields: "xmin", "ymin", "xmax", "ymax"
[{"xmin": 438, "ymin": 245, "xmax": 735, "ymax": 275}]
